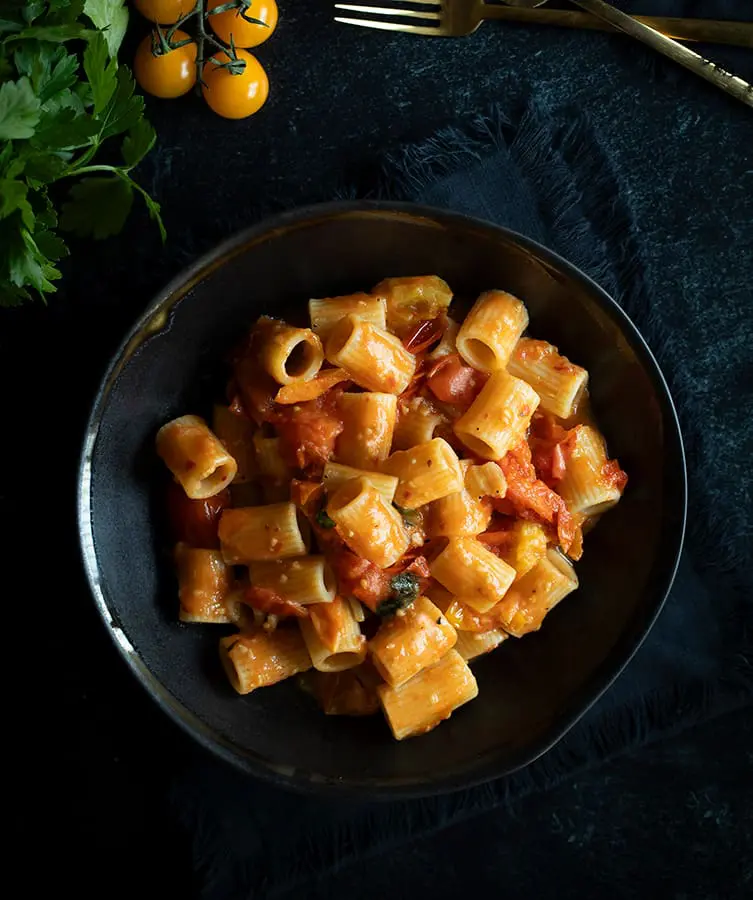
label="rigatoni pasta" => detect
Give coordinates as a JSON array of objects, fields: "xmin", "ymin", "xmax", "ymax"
[
  {"xmin": 218, "ymin": 503, "xmax": 310, "ymax": 563},
  {"xmin": 392, "ymin": 396, "xmax": 446, "ymax": 451},
  {"xmin": 382, "ymin": 438, "xmax": 464, "ymax": 508},
  {"xmin": 371, "ymin": 275, "xmax": 453, "ymax": 338},
  {"xmin": 327, "ymin": 477, "xmax": 409, "ymax": 568},
  {"xmin": 454, "ymin": 629, "xmax": 508, "ymax": 662},
  {"xmin": 300, "ymin": 596, "xmax": 367, "ymax": 672},
  {"xmin": 157, "ymin": 276, "xmax": 627, "ymax": 740},
  {"xmin": 219, "ymin": 629, "xmax": 312, "ymax": 695},
  {"xmin": 337, "ymin": 391, "xmax": 397, "ymax": 468},
  {"xmin": 453, "ymin": 372, "xmax": 540, "ymax": 460},
  {"xmin": 322, "ymin": 461, "xmax": 398, "ymax": 505},
  {"xmin": 175, "ymin": 543, "xmax": 233, "ymax": 623},
  {"xmin": 325, "ymin": 315, "xmax": 416, "ymax": 394},
  {"xmin": 427, "ymin": 483, "xmax": 491, "ymax": 538},
  {"xmin": 556, "ymin": 425, "xmax": 626, "ymax": 516},
  {"xmin": 368, "ymin": 595, "xmax": 457, "ymax": 687},
  {"xmin": 507, "ymin": 338, "xmax": 588, "ymax": 419},
  {"xmin": 456, "ymin": 290, "xmax": 528, "ymax": 372},
  {"xmin": 212, "ymin": 405, "xmax": 256, "ymax": 483},
  {"xmin": 492, "ymin": 549, "xmax": 578, "ymax": 637},
  {"xmin": 157, "ymin": 415, "xmax": 237, "ymax": 499},
  {"xmin": 248, "ymin": 556, "xmax": 336, "ymax": 606},
  {"xmin": 309, "ymin": 293, "xmax": 387, "ymax": 338},
  {"xmin": 430, "ymin": 537, "xmax": 517, "ymax": 613},
  {"xmin": 378, "ymin": 649, "xmax": 477, "ymax": 740},
  {"xmin": 257, "ymin": 318, "xmax": 324, "ymax": 385}
]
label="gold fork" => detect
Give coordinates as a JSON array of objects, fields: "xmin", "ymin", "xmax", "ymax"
[
  {"xmin": 335, "ymin": 0, "xmax": 753, "ymax": 106},
  {"xmin": 334, "ymin": 1, "xmax": 753, "ymax": 47}
]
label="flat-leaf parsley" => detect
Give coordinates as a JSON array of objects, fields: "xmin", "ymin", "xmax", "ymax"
[{"xmin": 0, "ymin": 0, "xmax": 163, "ymax": 307}]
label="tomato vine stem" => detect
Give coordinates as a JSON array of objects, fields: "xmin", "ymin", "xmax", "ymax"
[{"xmin": 165, "ymin": 0, "xmax": 244, "ymax": 91}]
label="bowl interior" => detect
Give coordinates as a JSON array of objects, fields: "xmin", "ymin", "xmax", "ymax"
[{"xmin": 82, "ymin": 204, "xmax": 685, "ymax": 794}]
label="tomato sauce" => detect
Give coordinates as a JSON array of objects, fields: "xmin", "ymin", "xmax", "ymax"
[
  {"xmin": 426, "ymin": 353, "xmax": 488, "ymax": 409},
  {"xmin": 167, "ymin": 481, "xmax": 230, "ymax": 548}
]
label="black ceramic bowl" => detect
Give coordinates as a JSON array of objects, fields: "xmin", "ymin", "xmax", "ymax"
[{"xmin": 78, "ymin": 202, "xmax": 686, "ymax": 796}]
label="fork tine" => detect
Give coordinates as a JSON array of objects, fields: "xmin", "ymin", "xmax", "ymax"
[
  {"xmin": 334, "ymin": 15, "xmax": 441, "ymax": 34},
  {"xmin": 335, "ymin": 4, "xmax": 441, "ymax": 20}
]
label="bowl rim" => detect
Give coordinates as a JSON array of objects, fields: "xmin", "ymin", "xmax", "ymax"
[{"xmin": 77, "ymin": 199, "xmax": 687, "ymax": 798}]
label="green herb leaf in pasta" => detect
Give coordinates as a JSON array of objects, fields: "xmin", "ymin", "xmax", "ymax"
[{"xmin": 376, "ymin": 572, "xmax": 421, "ymax": 616}]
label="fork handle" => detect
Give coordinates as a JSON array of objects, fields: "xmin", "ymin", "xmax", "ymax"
[
  {"xmin": 567, "ymin": 0, "xmax": 753, "ymax": 107},
  {"xmin": 482, "ymin": 7, "xmax": 753, "ymax": 49}
]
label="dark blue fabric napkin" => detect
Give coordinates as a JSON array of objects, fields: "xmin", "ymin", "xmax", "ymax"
[{"xmin": 170, "ymin": 96, "xmax": 752, "ymax": 900}]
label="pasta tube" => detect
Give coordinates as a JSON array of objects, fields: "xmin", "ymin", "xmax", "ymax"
[
  {"xmin": 507, "ymin": 338, "xmax": 588, "ymax": 419},
  {"xmin": 258, "ymin": 319, "xmax": 324, "ymax": 385},
  {"xmin": 377, "ymin": 649, "xmax": 477, "ymax": 740},
  {"xmin": 156, "ymin": 415, "xmax": 237, "ymax": 499},
  {"xmin": 322, "ymin": 461, "xmax": 398, "ymax": 506},
  {"xmin": 371, "ymin": 275, "xmax": 453, "ymax": 338},
  {"xmin": 212, "ymin": 405, "xmax": 256, "ymax": 483},
  {"xmin": 301, "ymin": 668, "xmax": 380, "ymax": 716},
  {"xmin": 430, "ymin": 537, "xmax": 516, "ymax": 613},
  {"xmin": 427, "ymin": 317, "xmax": 460, "ymax": 360},
  {"xmin": 464, "ymin": 462, "xmax": 507, "ymax": 500},
  {"xmin": 454, "ymin": 629, "xmax": 508, "ymax": 661},
  {"xmin": 336, "ymin": 392, "xmax": 397, "ymax": 469},
  {"xmin": 368, "ymin": 596, "xmax": 457, "ymax": 687},
  {"xmin": 456, "ymin": 290, "xmax": 529, "ymax": 372},
  {"xmin": 453, "ymin": 372, "xmax": 540, "ymax": 460},
  {"xmin": 309, "ymin": 293, "xmax": 387, "ymax": 338},
  {"xmin": 392, "ymin": 397, "xmax": 445, "ymax": 451},
  {"xmin": 500, "ymin": 520, "xmax": 548, "ymax": 578},
  {"xmin": 327, "ymin": 477, "xmax": 409, "ymax": 568},
  {"xmin": 219, "ymin": 628, "xmax": 312, "ymax": 695},
  {"xmin": 175, "ymin": 543, "xmax": 233, "ymax": 623},
  {"xmin": 427, "ymin": 485, "xmax": 491, "ymax": 538},
  {"xmin": 248, "ymin": 556, "xmax": 336, "ymax": 606},
  {"xmin": 325, "ymin": 315, "xmax": 416, "ymax": 394},
  {"xmin": 252, "ymin": 433, "xmax": 290, "ymax": 503},
  {"xmin": 557, "ymin": 425, "xmax": 626, "ymax": 516},
  {"xmin": 493, "ymin": 549, "xmax": 578, "ymax": 637},
  {"xmin": 299, "ymin": 596, "xmax": 367, "ymax": 672},
  {"xmin": 382, "ymin": 438, "xmax": 464, "ymax": 508},
  {"xmin": 219, "ymin": 503, "xmax": 310, "ymax": 563}
]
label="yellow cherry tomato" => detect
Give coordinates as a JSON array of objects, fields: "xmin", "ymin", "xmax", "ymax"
[
  {"xmin": 134, "ymin": 30, "xmax": 197, "ymax": 99},
  {"xmin": 133, "ymin": 0, "xmax": 196, "ymax": 25},
  {"xmin": 207, "ymin": 0, "xmax": 278, "ymax": 49},
  {"xmin": 201, "ymin": 49, "xmax": 269, "ymax": 120}
]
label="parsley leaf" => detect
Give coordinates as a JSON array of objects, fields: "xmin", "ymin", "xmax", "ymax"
[
  {"xmin": 2, "ymin": 217, "xmax": 61, "ymax": 295},
  {"xmin": 83, "ymin": 31, "xmax": 116, "ymax": 113},
  {"xmin": 122, "ymin": 117, "xmax": 156, "ymax": 169},
  {"xmin": 32, "ymin": 103, "xmax": 99, "ymax": 150},
  {"xmin": 376, "ymin": 572, "xmax": 421, "ymax": 617},
  {"xmin": 10, "ymin": 23, "xmax": 94, "ymax": 43},
  {"xmin": 316, "ymin": 508, "xmax": 336, "ymax": 529},
  {"xmin": 60, "ymin": 176, "xmax": 133, "ymax": 239},
  {"xmin": 389, "ymin": 572, "xmax": 421, "ymax": 601},
  {"xmin": 0, "ymin": 179, "xmax": 34, "ymax": 229},
  {"xmin": 0, "ymin": 77, "xmax": 41, "ymax": 139},
  {"xmin": 40, "ymin": 52, "xmax": 80, "ymax": 104},
  {"xmin": 0, "ymin": 0, "xmax": 162, "ymax": 305},
  {"xmin": 83, "ymin": 0, "xmax": 128, "ymax": 57},
  {"xmin": 394, "ymin": 504, "xmax": 420, "ymax": 527}
]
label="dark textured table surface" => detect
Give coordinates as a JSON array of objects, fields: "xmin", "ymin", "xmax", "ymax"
[{"xmin": 10, "ymin": 1, "xmax": 752, "ymax": 896}]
